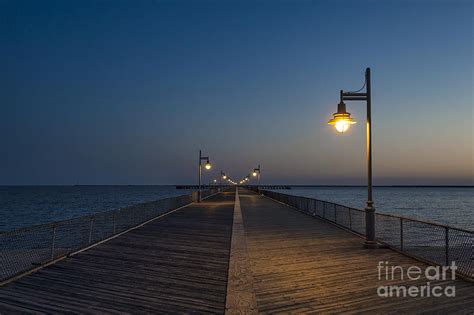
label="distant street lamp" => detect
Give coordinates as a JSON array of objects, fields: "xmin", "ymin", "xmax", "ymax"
[
  {"xmin": 328, "ymin": 67, "xmax": 376, "ymax": 248},
  {"xmin": 252, "ymin": 164, "xmax": 261, "ymax": 192},
  {"xmin": 198, "ymin": 150, "xmax": 212, "ymax": 202},
  {"xmin": 220, "ymin": 170, "xmax": 226, "ymax": 192}
]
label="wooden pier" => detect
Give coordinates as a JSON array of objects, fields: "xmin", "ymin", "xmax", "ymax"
[
  {"xmin": 1, "ymin": 189, "xmax": 473, "ymax": 313},
  {"xmin": 176, "ymin": 185, "xmax": 291, "ymax": 189}
]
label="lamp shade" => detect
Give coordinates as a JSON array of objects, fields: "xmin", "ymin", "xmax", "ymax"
[{"xmin": 328, "ymin": 101, "xmax": 356, "ymax": 133}]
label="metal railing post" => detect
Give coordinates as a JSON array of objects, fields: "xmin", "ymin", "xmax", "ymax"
[
  {"xmin": 50, "ymin": 225, "xmax": 57, "ymax": 260},
  {"xmin": 445, "ymin": 226, "xmax": 449, "ymax": 266},
  {"xmin": 400, "ymin": 217, "xmax": 404, "ymax": 251},
  {"xmin": 113, "ymin": 212, "xmax": 116, "ymax": 235},
  {"xmin": 89, "ymin": 217, "xmax": 94, "ymax": 244},
  {"xmin": 349, "ymin": 208, "xmax": 352, "ymax": 230}
]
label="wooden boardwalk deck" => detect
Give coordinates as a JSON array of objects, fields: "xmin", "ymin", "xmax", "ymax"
[
  {"xmin": 238, "ymin": 189, "xmax": 474, "ymax": 313},
  {"xmin": 1, "ymin": 188, "xmax": 473, "ymax": 313},
  {"xmin": 0, "ymin": 192, "xmax": 235, "ymax": 313}
]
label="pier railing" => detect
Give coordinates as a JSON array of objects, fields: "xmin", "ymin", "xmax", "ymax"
[
  {"xmin": 259, "ymin": 189, "xmax": 473, "ymax": 280},
  {"xmin": 0, "ymin": 188, "xmax": 219, "ymax": 283}
]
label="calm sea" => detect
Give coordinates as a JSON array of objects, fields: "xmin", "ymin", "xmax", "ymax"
[
  {"xmin": 0, "ymin": 186, "xmax": 196, "ymax": 232},
  {"xmin": 274, "ymin": 187, "xmax": 473, "ymax": 230},
  {"xmin": 0, "ymin": 186, "xmax": 472, "ymax": 232}
]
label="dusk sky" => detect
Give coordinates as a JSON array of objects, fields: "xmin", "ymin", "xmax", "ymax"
[{"xmin": 1, "ymin": 0, "xmax": 472, "ymax": 185}]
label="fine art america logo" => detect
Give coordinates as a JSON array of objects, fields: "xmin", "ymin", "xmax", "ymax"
[{"xmin": 377, "ymin": 261, "xmax": 457, "ymax": 298}]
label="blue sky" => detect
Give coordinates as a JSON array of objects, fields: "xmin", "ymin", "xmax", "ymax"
[{"xmin": 0, "ymin": 0, "xmax": 472, "ymax": 185}]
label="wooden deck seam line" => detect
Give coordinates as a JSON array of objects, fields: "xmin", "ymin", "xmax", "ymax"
[
  {"xmin": 225, "ymin": 189, "xmax": 258, "ymax": 314},
  {"xmin": 0, "ymin": 191, "xmax": 222, "ymax": 287}
]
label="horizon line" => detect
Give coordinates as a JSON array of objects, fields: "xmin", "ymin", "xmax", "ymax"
[{"xmin": 1, "ymin": 184, "xmax": 473, "ymax": 188}]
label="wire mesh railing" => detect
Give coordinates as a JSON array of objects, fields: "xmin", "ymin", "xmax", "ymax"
[
  {"xmin": 0, "ymin": 188, "xmax": 219, "ymax": 283},
  {"xmin": 259, "ymin": 189, "xmax": 473, "ymax": 280}
]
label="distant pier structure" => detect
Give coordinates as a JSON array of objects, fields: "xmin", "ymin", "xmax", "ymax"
[
  {"xmin": 176, "ymin": 185, "xmax": 291, "ymax": 189},
  {"xmin": 176, "ymin": 185, "xmax": 216, "ymax": 189}
]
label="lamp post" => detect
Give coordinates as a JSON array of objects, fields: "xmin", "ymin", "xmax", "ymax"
[
  {"xmin": 220, "ymin": 171, "xmax": 227, "ymax": 192},
  {"xmin": 328, "ymin": 67, "xmax": 376, "ymax": 248},
  {"xmin": 252, "ymin": 164, "xmax": 261, "ymax": 193},
  {"xmin": 198, "ymin": 150, "xmax": 212, "ymax": 202}
]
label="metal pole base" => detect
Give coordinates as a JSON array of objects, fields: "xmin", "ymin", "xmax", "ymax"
[
  {"xmin": 363, "ymin": 203, "xmax": 379, "ymax": 249},
  {"xmin": 363, "ymin": 241, "xmax": 380, "ymax": 249}
]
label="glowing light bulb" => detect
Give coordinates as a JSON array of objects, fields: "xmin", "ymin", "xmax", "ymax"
[
  {"xmin": 205, "ymin": 161, "xmax": 211, "ymax": 170},
  {"xmin": 252, "ymin": 172, "xmax": 257, "ymax": 177},
  {"xmin": 328, "ymin": 101, "xmax": 356, "ymax": 134},
  {"xmin": 335, "ymin": 119, "xmax": 351, "ymax": 133}
]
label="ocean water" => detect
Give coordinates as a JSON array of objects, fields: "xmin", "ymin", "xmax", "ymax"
[
  {"xmin": 1, "ymin": 186, "xmax": 472, "ymax": 232},
  {"xmin": 274, "ymin": 187, "xmax": 473, "ymax": 230},
  {"xmin": 0, "ymin": 186, "xmax": 196, "ymax": 232}
]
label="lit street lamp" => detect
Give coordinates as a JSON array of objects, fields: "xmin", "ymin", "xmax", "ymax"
[
  {"xmin": 220, "ymin": 170, "xmax": 226, "ymax": 192},
  {"xmin": 252, "ymin": 164, "xmax": 261, "ymax": 192},
  {"xmin": 198, "ymin": 150, "xmax": 212, "ymax": 202},
  {"xmin": 328, "ymin": 67, "xmax": 376, "ymax": 248}
]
